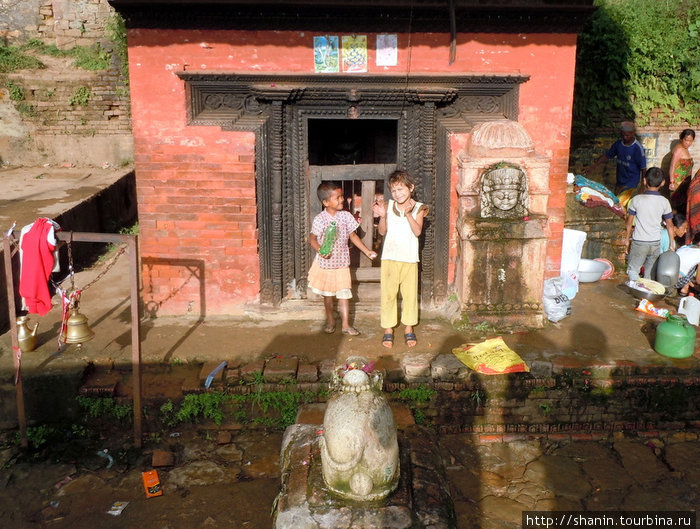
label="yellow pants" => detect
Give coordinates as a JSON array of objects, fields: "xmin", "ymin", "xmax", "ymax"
[{"xmin": 380, "ymin": 260, "xmax": 418, "ymax": 329}]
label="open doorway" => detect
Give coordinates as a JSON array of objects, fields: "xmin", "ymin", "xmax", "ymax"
[{"xmin": 308, "ymin": 118, "xmax": 398, "ymax": 277}]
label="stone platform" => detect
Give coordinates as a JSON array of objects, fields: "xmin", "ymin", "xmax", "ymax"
[{"xmin": 275, "ymin": 424, "xmax": 455, "ymax": 529}]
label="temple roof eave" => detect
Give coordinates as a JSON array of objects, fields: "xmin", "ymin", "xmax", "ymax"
[{"xmin": 108, "ymin": 0, "xmax": 596, "ymax": 33}]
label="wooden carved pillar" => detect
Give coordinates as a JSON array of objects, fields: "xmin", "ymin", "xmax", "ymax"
[
  {"xmin": 403, "ymin": 98, "xmax": 439, "ymax": 306},
  {"xmin": 269, "ymin": 100, "xmax": 285, "ymax": 304},
  {"xmin": 418, "ymin": 101, "xmax": 438, "ymax": 304}
]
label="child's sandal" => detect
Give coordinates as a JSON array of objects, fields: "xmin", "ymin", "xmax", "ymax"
[
  {"xmin": 382, "ymin": 333, "xmax": 394, "ymax": 348},
  {"xmin": 404, "ymin": 333, "xmax": 417, "ymax": 347}
]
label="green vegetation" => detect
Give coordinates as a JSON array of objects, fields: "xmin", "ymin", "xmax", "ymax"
[
  {"xmin": 106, "ymin": 13, "xmax": 129, "ymax": 82},
  {"xmin": 397, "ymin": 384, "xmax": 437, "ymax": 405},
  {"xmin": 69, "ymin": 86, "xmax": 92, "ymax": 106},
  {"xmin": 76, "ymin": 395, "xmax": 133, "ymax": 422},
  {"xmin": 15, "ymin": 425, "xmax": 58, "ymax": 450},
  {"xmin": 120, "ymin": 223, "xmax": 139, "ymax": 235},
  {"xmin": 471, "ymin": 388, "xmax": 485, "ymax": 407},
  {"xmin": 4, "ymin": 80, "xmax": 37, "ymax": 116},
  {"xmin": 22, "ymin": 39, "xmax": 110, "ymax": 70},
  {"xmin": 0, "ymin": 11, "xmax": 130, "ymax": 101},
  {"xmin": 5, "ymin": 80, "xmax": 24, "ymax": 101},
  {"xmin": 15, "ymin": 102, "xmax": 38, "ymax": 117},
  {"xmin": 159, "ymin": 383, "xmax": 324, "ymax": 430},
  {"xmin": 574, "ymin": 0, "xmax": 700, "ymax": 129},
  {"xmin": 166, "ymin": 392, "xmax": 229, "ymax": 426},
  {"xmin": 0, "ymin": 43, "xmax": 44, "ymax": 73},
  {"xmin": 394, "ymin": 384, "xmax": 437, "ymax": 425}
]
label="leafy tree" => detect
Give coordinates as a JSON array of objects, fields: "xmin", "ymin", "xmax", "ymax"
[{"xmin": 573, "ymin": 0, "xmax": 700, "ymax": 130}]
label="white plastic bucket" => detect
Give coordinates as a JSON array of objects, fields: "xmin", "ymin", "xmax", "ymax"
[
  {"xmin": 560, "ymin": 229, "xmax": 587, "ymax": 299},
  {"xmin": 678, "ymin": 294, "xmax": 700, "ymax": 326}
]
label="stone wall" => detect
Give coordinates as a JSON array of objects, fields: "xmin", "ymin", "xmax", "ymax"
[
  {"xmin": 0, "ymin": 0, "xmax": 133, "ymax": 166},
  {"xmin": 565, "ymin": 190, "xmax": 626, "ymax": 269},
  {"xmin": 200, "ymin": 354, "xmax": 700, "ymax": 439},
  {"xmin": 1, "ymin": 0, "xmax": 114, "ymax": 48}
]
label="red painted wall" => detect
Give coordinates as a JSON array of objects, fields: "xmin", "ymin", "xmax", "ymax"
[{"xmin": 127, "ymin": 29, "xmax": 577, "ymax": 315}]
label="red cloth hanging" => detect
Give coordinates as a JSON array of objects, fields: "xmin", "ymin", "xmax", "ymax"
[
  {"xmin": 19, "ymin": 218, "xmax": 59, "ymax": 315},
  {"xmin": 687, "ymin": 170, "xmax": 700, "ymax": 244}
]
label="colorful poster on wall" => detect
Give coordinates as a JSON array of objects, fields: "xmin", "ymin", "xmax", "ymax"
[
  {"xmin": 376, "ymin": 34, "xmax": 398, "ymax": 66},
  {"xmin": 314, "ymin": 36, "xmax": 339, "ymax": 73},
  {"xmin": 341, "ymin": 35, "xmax": 367, "ymax": 73}
]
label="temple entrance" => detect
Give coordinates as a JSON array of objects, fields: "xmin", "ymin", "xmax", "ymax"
[
  {"xmin": 177, "ymin": 73, "xmax": 528, "ymax": 306},
  {"xmin": 307, "ymin": 118, "xmax": 397, "ymax": 294}
]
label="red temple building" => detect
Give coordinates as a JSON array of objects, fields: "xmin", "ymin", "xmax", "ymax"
[{"xmin": 109, "ymin": 0, "xmax": 595, "ymax": 327}]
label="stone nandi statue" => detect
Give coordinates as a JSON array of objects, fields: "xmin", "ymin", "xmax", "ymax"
[{"xmin": 319, "ymin": 356, "xmax": 399, "ymax": 501}]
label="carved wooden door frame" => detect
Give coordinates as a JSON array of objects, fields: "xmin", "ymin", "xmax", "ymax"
[{"xmin": 178, "ymin": 73, "xmax": 528, "ymax": 306}]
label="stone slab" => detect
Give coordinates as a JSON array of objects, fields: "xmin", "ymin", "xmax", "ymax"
[{"xmin": 275, "ymin": 424, "xmax": 456, "ymax": 529}]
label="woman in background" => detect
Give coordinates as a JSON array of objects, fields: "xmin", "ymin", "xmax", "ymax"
[{"xmin": 669, "ymin": 129, "xmax": 695, "ymax": 213}]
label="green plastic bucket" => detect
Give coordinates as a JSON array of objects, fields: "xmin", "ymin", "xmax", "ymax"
[{"xmin": 654, "ymin": 314, "xmax": 696, "ymax": 359}]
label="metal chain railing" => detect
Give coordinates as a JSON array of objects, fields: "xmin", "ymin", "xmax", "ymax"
[{"xmin": 59, "ymin": 233, "xmax": 127, "ymax": 291}]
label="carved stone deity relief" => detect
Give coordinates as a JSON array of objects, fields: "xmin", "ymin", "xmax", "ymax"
[{"xmin": 480, "ymin": 164, "xmax": 529, "ymax": 219}]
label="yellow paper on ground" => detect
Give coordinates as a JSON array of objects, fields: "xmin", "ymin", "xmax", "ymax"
[{"xmin": 452, "ymin": 337, "xmax": 529, "ymax": 374}]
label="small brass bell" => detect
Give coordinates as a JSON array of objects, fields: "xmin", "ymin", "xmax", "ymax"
[{"xmin": 61, "ymin": 305, "xmax": 95, "ymax": 346}]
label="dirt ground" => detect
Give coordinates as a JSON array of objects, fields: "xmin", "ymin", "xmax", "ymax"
[
  {"xmin": 0, "ymin": 425, "xmax": 284, "ymax": 529},
  {"xmin": 11, "ymin": 249, "xmax": 692, "ymax": 372}
]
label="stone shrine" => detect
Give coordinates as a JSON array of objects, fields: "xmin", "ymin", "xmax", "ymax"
[
  {"xmin": 274, "ymin": 358, "xmax": 456, "ymax": 529},
  {"xmin": 456, "ymin": 120, "xmax": 552, "ymax": 328}
]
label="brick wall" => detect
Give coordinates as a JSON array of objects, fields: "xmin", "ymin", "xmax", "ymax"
[
  {"xmin": 7, "ymin": 69, "xmax": 131, "ymax": 136},
  {"xmin": 198, "ymin": 354, "xmax": 700, "ymax": 437},
  {"xmin": 1, "ymin": 0, "xmax": 114, "ymax": 48}
]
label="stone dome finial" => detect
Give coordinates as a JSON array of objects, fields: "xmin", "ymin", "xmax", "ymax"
[{"xmin": 469, "ymin": 120, "xmax": 534, "ymax": 156}]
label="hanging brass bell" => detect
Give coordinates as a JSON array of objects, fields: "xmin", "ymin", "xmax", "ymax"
[{"xmin": 61, "ymin": 306, "xmax": 95, "ymax": 346}]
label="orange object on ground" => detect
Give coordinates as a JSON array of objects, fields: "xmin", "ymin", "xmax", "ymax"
[{"xmin": 142, "ymin": 470, "xmax": 163, "ymax": 498}]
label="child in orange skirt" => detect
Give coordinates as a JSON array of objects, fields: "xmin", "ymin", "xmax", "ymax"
[{"xmin": 308, "ymin": 181, "xmax": 377, "ymax": 335}]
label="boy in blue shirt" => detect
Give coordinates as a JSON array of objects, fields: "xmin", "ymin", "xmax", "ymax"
[{"xmin": 587, "ymin": 121, "xmax": 647, "ymax": 194}]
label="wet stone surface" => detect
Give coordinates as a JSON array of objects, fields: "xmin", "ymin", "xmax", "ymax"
[{"xmin": 0, "ymin": 426, "xmax": 698, "ymax": 528}]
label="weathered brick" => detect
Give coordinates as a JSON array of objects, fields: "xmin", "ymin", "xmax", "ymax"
[
  {"xmin": 296, "ymin": 363, "xmax": 318, "ymax": 383},
  {"xmin": 240, "ymin": 360, "xmax": 265, "ymax": 382},
  {"xmin": 263, "ymin": 356, "xmax": 298, "ymax": 383}
]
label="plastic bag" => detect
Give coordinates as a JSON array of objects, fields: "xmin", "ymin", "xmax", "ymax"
[
  {"xmin": 542, "ymin": 277, "xmax": 571, "ymax": 322},
  {"xmin": 560, "ymin": 229, "xmax": 586, "ymax": 299},
  {"xmin": 452, "ymin": 337, "xmax": 529, "ymax": 374}
]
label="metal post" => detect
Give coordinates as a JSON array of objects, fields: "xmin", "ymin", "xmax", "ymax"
[
  {"xmin": 5, "ymin": 229, "xmax": 142, "ymax": 448},
  {"xmin": 128, "ymin": 235, "xmax": 142, "ymax": 448},
  {"xmin": 55, "ymin": 231, "xmax": 142, "ymax": 448},
  {"xmin": 3, "ymin": 236, "xmax": 27, "ymax": 448}
]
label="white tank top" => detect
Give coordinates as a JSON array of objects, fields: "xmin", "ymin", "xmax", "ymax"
[{"xmin": 381, "ymin": 199, "xmax": 421, "ymax": 263}]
